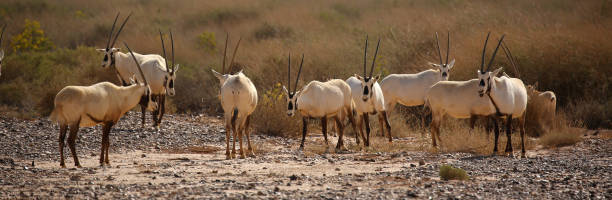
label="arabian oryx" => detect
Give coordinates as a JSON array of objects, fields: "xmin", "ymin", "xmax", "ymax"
[
  {"xmin": 476, "ymin": 33, "xmax": 528, "ymax": 157},
  {"xmin": 526, "ymin": 82, "xmax": 556, "ymax": 135},
  {"xmin": 211, "ymin": 34, "xmax": 258, "ymax": 159},
  {"xmin": 380, "ymin": 32, "xmax": 455, "ymax": 128},
  {"xmin": 0, "ymin": 24, "xmax": 6, "ymax": 77},
  {"xmin": 346, "ymin": 36, "xmax": 391, "ymax": 146},
  {"xmin": 424, "ymin": 32, "xmax": 505, "ymax": 148},
  {"xmin": 97, "ymin": 13, "xmax": 179, "ymax": 127},
  {"xmin": 50, "ymin": 42, "xmax": 157, "ymax": 167},
  {"xmin": 283, "ymin": 54, "xmax": 354, "ymax": 152}
]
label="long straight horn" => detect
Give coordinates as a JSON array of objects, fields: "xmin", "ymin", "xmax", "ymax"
[
  {"xmin": 110, "ymin": 12, "xmax": 132, "ymax": 48},
  {"xmin": 445, "ymin": 31, "xmax": 450, "ymax": 65},
  {"xmin": 501, "ymin": 41, "xmax": 520, "ymax": 78},
  {"xmin": 222, "ymin": 33, "xmax": 229, "ymax": 74},
  {"xmin": 287, "ymin": 53, "xmax": 291, "ymax": 93},
  {"xmin": 486, "ymin": 34, "xmax": 505, "ymax": 72},
  {"xmin": 227, "ymin": 37, "xmax": 242, "ymax": 74},
  {"xmin": 369, "ymin": 38, "xmax": 381, "ymax": 77},
  {"xmin": 106, "ymin": 13, "xmax": 120, "ymax": 49},
  {"xmin": 159, "ymin": 30, "xmax": 169, "ymax": 72},
  {"xmin": 0, "ymin": 24, "xmax": 6, "ymax": 47},
  {"xmin": 124, "ymin": 42, "xmax": 148, "ymax": 86},
  {"xmin": 481, "ymin": 32, "xmax": 491, "ymax": 72},
  {"xmin": 435, "ymin": 32, "xmax": 443, "ymax": 65},
  {"xmin": 170, "ymin": 29, "xmax": 175, "ymax": 72},
  {"xmin": 294, "ymin": 53, "xmax": 304, "ymax": 93},
  {"xmin": 363, "ymin": 35, "xmax": 368, "ymax": 78}
]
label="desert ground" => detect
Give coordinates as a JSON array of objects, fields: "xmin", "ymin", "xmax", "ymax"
[{"xmin": 0, "ymin": 112, "xmax": 609, "ymax": 199}]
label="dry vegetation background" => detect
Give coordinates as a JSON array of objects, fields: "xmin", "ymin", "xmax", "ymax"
[{"xmin": 0, "ymin": 0, "xmax": 609, "ymax": 139}]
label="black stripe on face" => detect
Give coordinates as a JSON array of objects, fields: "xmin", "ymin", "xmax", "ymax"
[
  {"xmin": 288, "ymin": 102, "xmax": 293, "ymax": 110},
  {"xmin": 363, "ymin": 86, "xmax": 369, "ymax": 95},
  {"xmin": 169, "ymin": 79, "xmax": 174, "ymax": 89}
]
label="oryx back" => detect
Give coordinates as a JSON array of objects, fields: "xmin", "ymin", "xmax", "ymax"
[
  {"xmin": 426, "ymin": 79, "xmax": 496, "ymax": 118},
  {"xmin": 381, "ymin": 69, "xmax": 441, "ymax": 106},
  {"xmin": 219, "ymin": 72, "xmax": 258, "ymax": 117},
  {"xmin": 297, "ymin": 80, "xmax": 345, "ymax": 118}
]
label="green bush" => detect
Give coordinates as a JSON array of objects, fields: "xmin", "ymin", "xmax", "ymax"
[
  {"xmin": 197, "ymin": 32, "xmax": 217, "ymax": 52},
  {"xmin": 10, "ymin": 19, "xmax": 55, "ymax": 53},
  {"xmin": 439, "ymin": 165, "xmax": 469, "ymax": 181}
]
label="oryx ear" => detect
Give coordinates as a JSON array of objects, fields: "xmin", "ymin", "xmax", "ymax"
[
  {"xmin": 447, "ymin": 59, "xmax": 455, "ymax": 69},
  {"xmin": 354, "ymin": 74, "xmax": 362, "ymax": 80},
  {"xmin": 282, "ymin": 85, "xmax": 289, "ymax": 95},
  {"xmin": 211, "ymin": 69, "xmax": 223, "ymax": 80},
  {"xmin": 129, "ymin": 75, "xmax": 137, "ymax": 85},
  {"xmin": 374, "ymin": 74, "xmax": 381, "ymax": 81},
  {"xmin": 492, "ymin": 67, "xmax": 503, "ymax": 77},
  {"xmin": 429, "ymin": 62, "xmax": 440, "ymax": 68},
  {"xmin": 96, "ymin": 49, "xmax": 106, "ymax": 53},
  {"xmin": 173, "ymin": 64, "xmax": 179, "ymax": 72},
  {"xmin": 0, "ymin": 50, "xmax": 4, "ymax": 59},
  {"xmin": 111, "ymin": 48, "xmax": 121, "ymax": 52}
]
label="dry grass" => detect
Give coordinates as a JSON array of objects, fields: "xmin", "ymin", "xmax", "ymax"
[
  {"xmin": 0, "ymin": 0, "xmax": 609, "ymax": 135},
  {"xmin": 538, "ymin": 111, "xmax": 583, "ymax": 148}
]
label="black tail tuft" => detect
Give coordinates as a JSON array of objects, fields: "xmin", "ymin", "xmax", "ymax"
[{"xmin": 231, "ymin": 108, "xmax": 239, "ymax": 128}]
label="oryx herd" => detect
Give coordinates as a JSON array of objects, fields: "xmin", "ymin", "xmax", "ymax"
[{"xmin": 0, "ymin": 13, "xmax": 555, "ymax": 167}]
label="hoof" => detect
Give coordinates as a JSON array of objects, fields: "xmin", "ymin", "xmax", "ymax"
[
  {"xmin": 76, "ymin": 164, "xmax": 82, "ymax": 168},
  {"xmin": 298, "ymin": 146, "xmax": 304, "ymax": 152},
  {"xmin": 225, "ymin": 155, "xmax": 232, "ymax": 160},
  {"xmin": 60, "ymin": 164, "xmax": 66, "ymax": 168},
  {"xmin": 239, "ymin": 154, "xmax": 246, "ymax": 159}
]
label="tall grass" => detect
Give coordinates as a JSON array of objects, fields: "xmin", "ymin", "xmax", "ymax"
[{"xmin": 0, "ymin": 0, "xmax": 609, "ymax": 134}]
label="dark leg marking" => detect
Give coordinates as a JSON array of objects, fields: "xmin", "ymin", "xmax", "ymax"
[
  {"xmin": 59, "ymin": 125, "xmax": 67, "ymax": 167},
  {"xmin": 299, "ymin": 117, "xmax": 308, "ymax": 150}
]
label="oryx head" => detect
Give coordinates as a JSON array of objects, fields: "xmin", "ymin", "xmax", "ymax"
[
  {"xmin": 430, "ymin": 32, "xmax": 455, "ymax": 81},
  {"xmin": 0, "ymin": 24, "xmax": 6, "ymax": 77},
  {"xmin": 282, "ymin": 53, "xmax": 304, "ymax": 117},
  {"xmin": 355, "ymin": 35, "xmax": 381, "ymax": 102},
  {"xmin": 97, "ymin": 12, "xmax": 131, "ymax": 68},
  {"xmin": 211, "ymin": 33, "xmax": 242, "ymax": 86},
  {"xmin": 124, "ymin": 42, "xmax": 158, "ymax": 111},
  {"xmin": 477, "ymin": 32, "xmax": 505, "ymax": 97},
  {"xmin": 159, "ymin": 30, "xmax": 179, "ymax": 96}
]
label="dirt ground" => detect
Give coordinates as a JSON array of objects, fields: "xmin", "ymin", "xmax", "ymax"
[{"xmin": 0, "ymin": 112, "xmax": 610, "ymax": 199}]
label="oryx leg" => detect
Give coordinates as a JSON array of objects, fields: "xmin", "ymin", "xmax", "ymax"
[
  {"xmin": 151, "ymin": 95, "xmax": 160, "ymax": 125},
  {"xmin": 346, "ymin": 108, "xmax": 359, "ymax": 144},
  {"xmin": 244, "ymin": 115, "xmax": 255, "ymax": 157},
  {"xmin": 334, "ymin": 116, "xmax": 346, "ymax": 151},
  {"xmin": 381, "ymin": 111, "xmax": 392, "ymax": 143},
  {"xmin": 101, "ymin": 121, "xmax": 114, "ymax": 166},
  {"xmin": 519, "ymin": 114, "xmax": 526, "ymax": 158},
  {"xmin": 140, "ymin": 104, "xmax": 146, "ymax": 128},
  {"xmin": 230, "ymin": 115, "xmax": 238, "ymax": 159},
  {"xmin": 58, "ymin": 124, "xmax": 67, "ymax": 168},
  {"xmin": 224, "ymin": 116, "xmax": 231, "ymax": 160},
  {"xmin": 155, "ymin": 94, "xmax": 166, "ymax": 127},
  {"xmin": 492, "ymin": 116, "xmax": 500, "ymax": 154},
  {"xmin": 67, "ymin": 120, "xmax": 81, "ymax": 168},
  {"xmin": 354, "ymin": 114, "xmax": 366, "ymax": 146},
  {"xmin": 321, "ymin": 117, "xmax": 329, "ymax": 152},
  {"xmin": 505, "ymin": 115, "xmax": 513, "ymax": 156},
  {"xmin": 430, "ymin": 114, "xmax": 441, "ymax": 147},
  {"xmin": 363, "ymin": 114, "xmax": 371, "ymax": 146},
  {"xmin": 299, "ymin": 117, "xmax": 308, "ymax": 151},
  {"xmin": 237, "ymin": 117, "xmax": 246, "ymax": 159}
]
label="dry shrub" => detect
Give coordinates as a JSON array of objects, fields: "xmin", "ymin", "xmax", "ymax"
[
  {"xmin": 437, "ymin": 117, "xmax": 536, "ymax": 155},
  {"xmin": 251, "ymin": 83, "xmax": 300, "ymax": 137},
  {"xmin": 538, "ymin": 110, "xmax": 583, "ymax": 148},
  {"xmin": 439, "ymin": 165, "xmax": 469, "ymax": 181}
]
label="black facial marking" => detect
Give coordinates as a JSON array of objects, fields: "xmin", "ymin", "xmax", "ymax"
[
  {"xmin": 363, "ymin": 86, "xmax": 369, "ymax": 95},
  {"xmin": 169, "ymin": 79, "xmax": 174, "ymax": 89},
  {"xmin": 288, "ymin": 102, "xmax": 293, "ymax": 110},
  {"xmin": 479, "ymin": 79, "xmax": 485, "ymax": 86},
  {"xmin": 442, "ymin": 72, "xmax": 447, "ymax": 77},
  {"xmin": 103, "ymin": 54, "xmax": 109, "ymax": 62}
]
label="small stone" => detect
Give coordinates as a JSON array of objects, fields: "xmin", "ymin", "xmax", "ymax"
[
  {"xmin": 289, "ymin": 175, "xmax": 298, "ymax": 181},
  {"xmin": 419, "ymin": 160, "xmax": 425, "ymax": 166}
]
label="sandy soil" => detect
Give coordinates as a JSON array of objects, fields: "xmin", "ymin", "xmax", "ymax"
[{"xmin": 0, "ymin": 112, "xmax": 610, "ymax": 199}]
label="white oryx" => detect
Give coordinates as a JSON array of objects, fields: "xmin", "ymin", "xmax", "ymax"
[
  {"xmin": 380, "ymin": 32, "xmax": 455, "ymax": 127},
  {"xmin": 476, "ymin": 33, "xmax": 528, "ymax": 157},
  {"xmin": 211, "ymin": 34, "xmax": 258, "ymax": 159},
  {"xmin": 0, "ymin": 24, "xmax": 6, "ymax": 77},
  {"xmin": 97, "ymin": 13, "xmax": 178, "ymax": 127},
  {"xmin": 49, "ymin": 42, "xmax": 157, "ymax": 167},
  {"xmin": 425, "ymin": 32, "xmax": 505, "ymax": 149},
  {"xmin": 526, "ymin": 82, "xmax": 556, "ymax": 135},
  {"xmin": 346, "ymin": 36, "xmax": 391, "ymax": 146},
  {"xmin": 283, "ymin": 54, "xmax": 354, "ymax": 151}
]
